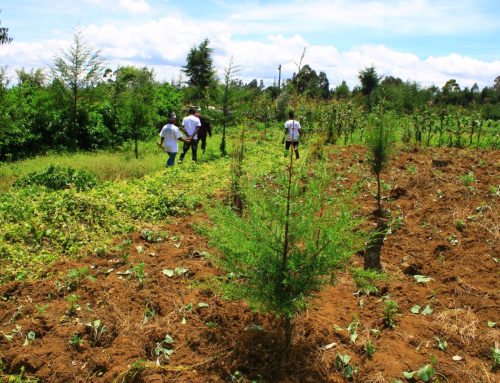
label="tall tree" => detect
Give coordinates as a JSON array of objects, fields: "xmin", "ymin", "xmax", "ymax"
[
  {"xmin": 52, "ymin": 30, "xmax": 103, "ymax": 146},
  {"xmin": 115, "ymin": 66, "xmax": 156, "ymax": 159},
  {"xmin": 182, "ymin": 38, "xmax": 216, "ymax": 100},
  {"xmin": 0, "ymin": 10, "xmax": 12, "ymax": 45},
  {"xmin": 359, "ymin": 65, "xmax": 381, "ymax": 96}
]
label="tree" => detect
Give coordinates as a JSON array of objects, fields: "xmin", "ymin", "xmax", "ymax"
[
  {"xmin": 115, "ymin": 66, "xmax": 156, "ymax": 159},
  {"xmin": 0, "ymin": 10, "xmax": 12, "ymax": 45},
  {"xmin": 52, "ymin": 30, "xmax": 103, "ymax": 147},
  {"xmin": 359, "ymin": 65, "xmax": 381, "ymax": 96},
  {"xmin": 182, "ymin": 38, "xmax": 216, "ymax": 101},
  {"xmin": 208, "ymin": 156, "xmax": 362, "ymax": 353},
  {"xmin": 364, "ymin": 107, "xmax": 395, "ymax": 270},
  {"xmin": 219, "ymin": 56, "xmax": 239, "ymax": 156},
  {"xmin": 333, "ymin": 80, "xmax": 351, "ymax": 99}
]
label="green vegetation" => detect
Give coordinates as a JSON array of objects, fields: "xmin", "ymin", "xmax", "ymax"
[{"xmin": 207, "ymin": 144, "xmax": 363, "ymax": 351}]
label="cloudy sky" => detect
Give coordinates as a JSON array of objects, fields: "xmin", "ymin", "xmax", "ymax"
[{"xmin": 1, "ymin": 0, "xmax": 499, "ymax": 89}]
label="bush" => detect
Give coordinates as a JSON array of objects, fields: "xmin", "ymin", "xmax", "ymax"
[{"xmin": 14, "ymin": 165, "xmax": 98, "ymax": 191}]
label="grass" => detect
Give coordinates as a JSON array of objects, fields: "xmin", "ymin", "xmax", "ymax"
[{"xmin": 0, "ymin": 127, "xmax": 294, "ymax": 284}]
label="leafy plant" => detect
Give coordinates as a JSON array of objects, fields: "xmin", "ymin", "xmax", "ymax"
[
  {"xmin": 434, "ymin": 337, "xmax": 448, "ymax": 351},
  {"xmin": 66, "ymin": 294, "xmax": 80, "ymax": 316},
  {"xmin": 152, "ymin": 334, "xmax": 175, "ymax": 366},
  {"xmin": 459, "ymin": 171, "xmax": 477, "ymax": 187},
  {"xmin": 363, "ymin": 340, "xmax": 376, "ymax": 358},
  {"xmin": 13, "ymin": 165, "xmax": 98, "ymax": 191},
  {"xmin": 351, "ymin": 267, "xmax": 387, "ymax": 294},
  {"xmin": 86, "ymin": 319, "xmax": 106, "ymax": 346},
  {"xmin": 492, "ymin": 344, "xmax": 500, "ymax": 372},
  {"xmin": 207, "ymin": 157, "xmax": 363, "ymax": 352},
  {"xmin": 69, "ymin": 333, "xmax": 84, "ymax": 349},
  {"xmin": 140, "ymin": 228, "xmax": 167, "ymax": 243},
  {"xmin": 383, "ymin": 299, "xmax": 400, "ymax": 329},
  {"xmin": 403, "ymin": 363, "xmax": 436, "ymax": 382},
  {"xmin": 335, "ymin": 353, "xmax": 357, "ymax": 379},
  {"xmin": 130, "ymin": 262, "xmax": 146, "ymax": 287},
  {"xmin": 119, "ymin": 359, "xmax": 147, "ymax": 383}
]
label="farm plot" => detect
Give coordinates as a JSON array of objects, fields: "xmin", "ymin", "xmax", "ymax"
[{"xmin": 0, "ymin": 147, "xmax": 498, "ymax": 382}]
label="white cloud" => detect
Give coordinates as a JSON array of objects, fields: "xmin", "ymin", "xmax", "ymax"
[
  {"xmin": 118, "ymin": 0, "xmax": 151, "ymax": 14},
  {"xmin": 1, "ymin": 2, "xmax": 499, "ymax": 89}
]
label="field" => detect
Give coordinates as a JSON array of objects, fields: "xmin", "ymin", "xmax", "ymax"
[{"xmin": 0, "ymin": 132, "xmax": 499, "ymax": 382}]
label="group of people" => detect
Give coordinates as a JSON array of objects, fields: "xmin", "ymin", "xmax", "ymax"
[
  {"xmin": 158, "ymin": 107, "xmax": 212, "ymax": 167},
  {"xmin": 158, "ymin": 108, "xmax": 301, "ymax": 167}
]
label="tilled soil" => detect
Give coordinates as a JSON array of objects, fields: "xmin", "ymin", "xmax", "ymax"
[{"xmin": 0, "ymin": 146, "xmax": 498, "ymax": 383}]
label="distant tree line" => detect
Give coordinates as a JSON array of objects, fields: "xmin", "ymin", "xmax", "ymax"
[{"xmin": 1, "ymin": 31, "xmax": 499, "ymax": 161}]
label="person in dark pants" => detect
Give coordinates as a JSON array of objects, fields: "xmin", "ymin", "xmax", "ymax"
[
  {"xmin": 179, "ymin": 107, "xmax": 201, "ymax": 164},
  {"xmin": 195, "ymin": 109, "xmax": 212, "ymax": 154},
  {"xmin": 284, "ymin": 110, "xmax": 301, "ymax": 159}
]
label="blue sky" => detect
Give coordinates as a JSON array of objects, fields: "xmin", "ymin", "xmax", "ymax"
[{"xmin": 1, "ymin": 0, "xmax": 500, "ymax": 88}]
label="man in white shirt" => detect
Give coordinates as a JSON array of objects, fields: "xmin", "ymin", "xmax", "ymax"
[
  {"xmin": 178, "ymin": 107, "xmax": 201, "ymax": 163},
  {"xmin": 158, "ymin": 113, "xmax": 190, "ymax": 167},
  {"xmin": 284, "ymin": 110, "xmax": 301, "ymax": 159}
]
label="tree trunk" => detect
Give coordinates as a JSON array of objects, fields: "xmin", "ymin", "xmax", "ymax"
[{"xmin": 364, "ymin": 217, "xmax": 387, "ymax": 270}]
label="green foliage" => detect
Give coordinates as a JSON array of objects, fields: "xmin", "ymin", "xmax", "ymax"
[
  {"xmin": 492, "ymin": 344, "xmax": 500, "ymax": 372},
  {"xmin": 383, "ymin": 299, "xmax": 400, "ymax": 329},
  {"xmin": 363, "ymin": 339, "xmax": 376, "ymax": 358},
  {"xmin": 69, "ymin": 333, "xmax": 84, "ymax": 348},
  {"xmin": 13, "ymin": 165, "xmax": 98, "ymax": 191},
  {"xmin": 335, "ymin": 353, "xmax": 357, "ymax": 379},
  {"xmin": 207, "ymin": 157, "xmax": 362, "ymax": 348},
  {"xmin": 351, "ymin": 267, "xmax": 387, "ymax": 294},
  {"xmin": 182, "ymin": 38, "xmax": 216, "ymax": 100}
]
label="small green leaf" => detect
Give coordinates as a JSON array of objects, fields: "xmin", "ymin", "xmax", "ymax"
[
  {"xmin": 162, "ymin": 269, "xmax": 174, "ymax": 277},
  {"xmin": 414, "ymin": 275, "xmax": 431, "ymax": 283},
  {"xmin": 410, "ymin": 304, "xmax": 421, "ymax": 314},
  {"xmin": 163, "ymin": 334, "xmax": 174, "ymax": 344},
  {"xmin": 403, "ymin": 370, "xmax": 415, "ymax": 379},
  {"xmin": 198, "ymin": 302, "xmax": 209, "ymax": 308},
  {"xmin": 487, "ymin": 321, "xmax": 496, "ymax": 328},
  {"xmin": 421, "ymin": 305, "xmax": 433, "ymax": 316},
  {"xmin": 175, "ymin": 267, "xmax": 189, "ymax": 276},
  {"xmin": 350, "ymin": 332, "xmax": 358, "ymax": 344},
  {"xmin": 27, "ymin": 331, "xmax": 36, "ymax": 341},
  {"xmin": 417, "ymin": 364, "xmax": 435, "ymax": 382}
]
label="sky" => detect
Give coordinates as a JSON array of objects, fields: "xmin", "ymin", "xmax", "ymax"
[{"xmin": 1, "ymin": 0, "xmax": 500, "ymax": 89}]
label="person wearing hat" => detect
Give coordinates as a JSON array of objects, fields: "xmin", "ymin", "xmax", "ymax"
[
  {"xmin": 178, "ymin": 107, "xmax": 202, "ymax": 163},
  {"xmin": 195, "ymin": 109, "xmax": 212, "ymax": 154},
  {"xmin": 158, "ymin": 113, "xmax": 191, "ymax": 167}
]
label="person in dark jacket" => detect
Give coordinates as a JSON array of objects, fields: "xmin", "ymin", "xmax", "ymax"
[{"xmin": 195, "ymin": 109, "xmax": 212, "ymax": 154}]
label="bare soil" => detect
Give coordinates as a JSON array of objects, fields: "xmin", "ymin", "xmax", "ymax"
[{"xmin": 1, "ymin": 147, "xmax": 498, "ymax": 383}]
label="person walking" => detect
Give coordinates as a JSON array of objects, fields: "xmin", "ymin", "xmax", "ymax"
[
  {"xmin": 158, "ymin": 113, "xmax": 191, "ymax": 167},
  {"xmin": 284, "ymin": 110, "xmax": 301, "ymax": 159},
  {"xmin": 178, "ymin": 107, "xmax": 201, "ymax": 164},
  {"xmin": 195, "ymin": 109, "xmax": 212, "ymax": 154}
]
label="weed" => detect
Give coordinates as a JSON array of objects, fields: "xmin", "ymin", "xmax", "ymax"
[
  {"xmin": 492, "ymin": 344, "xmax": 500, "ymax": 372},
  {"xmin": 64, "ymin": 267, "xmax": 91, "ymax": 291},
  {"xmin": 383, "ymin": 299, "xmax": 400, "ymax": 329},
  {"xmin": 34, "ymin": 303, "xmax": 48, "ymax": 314},
  {"xmin": 459, "ymin": 171, "xmax": 477, "ymax": 187},
  {"xmin": 351, "ymin": 267, "xmax": 387, "ymax": 295},
  {"xmin": 69, "ymin": 333, "xmax": 84, "ymax": 349},
  {"xmin": 406, "ymin": 164, "xmax": 417, "ymax": 174},
  {"xmin": 455, "ymin": 219, "xmax": 466, "ymax": 232},
  {"xmin": 363, "ymin": 340, "xmax": 376, "ymax": 358},
  {"xmin": 130, "ymin": 262, "xmax": 146, "ymax": 287},
  {"xmin": 65, "ymin": 294, "xmax": 80, "ymax": 316}
]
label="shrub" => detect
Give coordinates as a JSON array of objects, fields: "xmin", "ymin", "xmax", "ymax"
[{"xmin": 14, "ymin": 165, "xmax": 98, "ymax": 191}]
